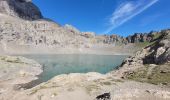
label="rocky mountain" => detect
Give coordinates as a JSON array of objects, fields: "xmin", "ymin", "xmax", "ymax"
[
  {"xmin": 0, "ymin": 0, "xmax": 42, "ymax": 20},
  {"xmin": 0, "ymin": 0, "xmax": 167, "ymax": 55}
]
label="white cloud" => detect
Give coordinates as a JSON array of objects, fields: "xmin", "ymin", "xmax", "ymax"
[{"xmin": 104, "ymin": 0, "xmax": 159, "ymax": 33}]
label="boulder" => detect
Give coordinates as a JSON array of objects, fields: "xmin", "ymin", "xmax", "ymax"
[{"xmin": 96, "ymin": 92, "xmax": 111, "ymax": 100}]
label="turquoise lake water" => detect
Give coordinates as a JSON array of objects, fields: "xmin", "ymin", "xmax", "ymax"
[{"xmin": 23, "ymin": 54, "xmax": 128, "ymax": 81}]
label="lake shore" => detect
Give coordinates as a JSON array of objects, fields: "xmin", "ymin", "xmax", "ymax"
[{"xmin": 0, "ymin": 55, "xmax": 170, "ymax": 100}]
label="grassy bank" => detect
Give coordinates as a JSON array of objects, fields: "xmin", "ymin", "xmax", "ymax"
[{"xmin": 125, "ymin": 63, "xmax": 170, "ymax": 87}]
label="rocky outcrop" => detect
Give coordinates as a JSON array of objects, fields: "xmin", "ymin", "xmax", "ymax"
[
  {"xmin": 0, "ymin": 55, "xmax": 43, "ymax": 84},
  {"xmin": 0, "ymin": 55, "xmax": 43, "ymax": 99},
  {"xmin": 120, "ymin": 29, "xmax": 169, "ymax": 66},
  {"xmin": 94, "ymin": 31, "xmax": 160, "ymax": 46},
  {"xmin": 0, "ymin": 15, "xmax": 88, "ymax": 49},
  {"xmin": 126, "ymin": 32, "xmax": 156, "ymax": 43},
  {"xmin": 141, "ymin": 30, "xmax": 170, "ymax": 64},
  {"xmin": 154, "ymin": 30, "xmax": 170, "ymax": 63},
  {"xmin": 112, "ymin": 29, "xmax": 170, "ymax": 86},
  {"xmin": 94, "ymin": 35, "xmax": 125, "ymax": 46},
  {"xmin": 0, "ymin": 0, "xmax": 42, "ymax": 20}
]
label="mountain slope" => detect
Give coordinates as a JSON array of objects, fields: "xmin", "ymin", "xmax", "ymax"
[
  {"xmin": 112, "ymin": 29, "xmax": 170, "ymax": 87},
  {"xmin": 0, "ymin": 0, "xmax": 168, "ymax": 55}
]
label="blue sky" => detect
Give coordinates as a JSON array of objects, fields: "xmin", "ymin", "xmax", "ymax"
[{"xmin": 33, "ymin": 0, "xmax": 170, "ymax": 36}]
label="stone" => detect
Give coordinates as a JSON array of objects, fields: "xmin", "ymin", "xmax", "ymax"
[
  {"xmin": 96, "ymin": 92, "xmax": 111, "ymax": 100},
  {"xmin": 155, "ymin": 47, "xmax": 166, "ymax": 58}
]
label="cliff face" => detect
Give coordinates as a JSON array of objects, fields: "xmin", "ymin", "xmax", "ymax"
[
  {"xmin": 92, "ymin": 30, "xmax": 162, "ymax": 46},
  {"xmin": 0, "ymin": 0, "xmax": 42, "ymax": 20},
  {"xmin": 0, "ymin": 0, "xmax": 88, "ymax": 51},
  {"xmin": 0, "ymin": 18, "xmax": 84, "ymax": 47}
]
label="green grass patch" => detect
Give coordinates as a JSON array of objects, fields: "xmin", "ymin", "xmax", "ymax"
[
  {"xmin": 147, "ymin": 65, "xmax": 170, "ymax": 85},
  {"xmin": 125, "ymin": 64, "xmax": 170, "ymax": 86},
  {"xmin": 126, "ymin": 67, "xmax": 148, "ymax": 82},
  {"xmin": 101, "ymin": 81, "xmax": 112, "ymax": 85},
  {"xmin": 135, "ymin": 41, "xmax": 156, "ymax": 48},
  {"xmin": 153, "ymin": 33, "xmax": 161, "ymax": 40},
  {"xmin": 135, "ymin": 33, "xmax": 162, "ymax": 48},
  {"xmin": 136, "ymin": 42, "xmax": 151, "ymax": 47},
  {"xmin": 85, "ymin": 84, "xmax": 100, "ymax": 94}
]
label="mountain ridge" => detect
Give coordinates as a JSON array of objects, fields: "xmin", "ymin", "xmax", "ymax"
[{"xmin": 0, "ymin": 0, "xmax": 169, "ymax": 55}]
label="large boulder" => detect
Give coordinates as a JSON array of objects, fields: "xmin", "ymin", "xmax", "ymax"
[
  {"xmin": 0, "ymin": 0, "xmax": 43, "ymax": 20},
  {"xmin": 154, "ymin": 30, "xmax": 170, "ymax": 63}
]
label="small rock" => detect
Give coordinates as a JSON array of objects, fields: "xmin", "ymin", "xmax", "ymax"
[
  {"xmin": 96, "ymin": 92, "xmax": 111, "ymax": 100},
  {"xmin": 161, "ymin": 82, "xmax": 168, "ymax": 86},
  {"xmin": 160, "ymin": 70, "xmax": 168, "ymax": 73},
  {"xmin": 145, "ymin": 90, "xmax": 151, "ymax": 94}
]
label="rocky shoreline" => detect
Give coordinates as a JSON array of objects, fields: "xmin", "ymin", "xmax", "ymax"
[{"xmin": 0, "ymin": 55, "xmax": 43, "ymax": 99}]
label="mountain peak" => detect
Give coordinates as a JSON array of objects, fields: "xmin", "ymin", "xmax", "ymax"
[{"xmin": 0, "ymin": 0, "xmax": 42, "ymax": 20}]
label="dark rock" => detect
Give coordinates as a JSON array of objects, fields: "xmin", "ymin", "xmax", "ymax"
[
  {"xmin": 0, "ymin": 0, "xmax": 43, "ymax": 20},
  {"xmin": 161, "ymin": 82, "xmax": 168, "ymax": 86},
  {"xmin": 96, "ymin": 92, "xmax": 111, "ymax": 100},
  {"xmin": 145, "ymin": 90, "xmax": 151, "ymax": 93},
  {"xmin": 160, "ymin": 70, "xmax": 168, "ymax": 73}
]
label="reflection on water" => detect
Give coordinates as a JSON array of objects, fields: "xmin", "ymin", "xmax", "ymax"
[{"xmin": 22, "ymin": 54, "xmax": 128, "ymax": 81}]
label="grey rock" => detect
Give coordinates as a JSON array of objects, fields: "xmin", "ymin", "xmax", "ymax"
[{"xmin": 126, "ymin": 33, "xmax": 154, "ymax": 43}]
